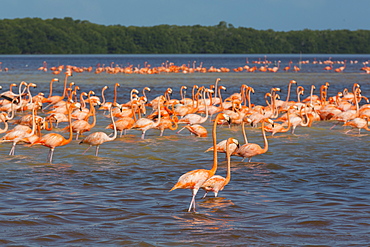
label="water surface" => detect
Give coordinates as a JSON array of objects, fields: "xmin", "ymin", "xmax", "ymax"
[{"xmin": 0, "ymin": 54, "xmax": 369, "ymax": 246}]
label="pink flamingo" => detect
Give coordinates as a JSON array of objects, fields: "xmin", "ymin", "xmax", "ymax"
[
  {"xmin": 31, "ymin": 102, "xmax": 74, "ymax": 163},
  {"xmin": 79, "ymin": 106, "xmax": 117, "ymax": 156},
  {"xmin": 169, "ymin": 113, "xmax": 229, "ymax": 212},
  {"xmin": 201, "ymin": 137, "xmax": 238, "ymax": 198}
]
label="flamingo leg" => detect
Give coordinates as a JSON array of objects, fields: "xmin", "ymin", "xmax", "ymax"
[
  {"xmin": 9, "ymin": 142, "xmax": 16, "ymax": 155},
  {"xmin": 330, "ymin": 123, "xmax": 338, "ymax": 130},
  {"xmin": 82, "ymin": 145, "xmax": 92, "ymax": 155},
  {"xmin": 188, "ymin": 189, "xmax": 198, "ymax": 212},
  {"xmin": 48, "ymin": 148, "xmax": 55, "ymax": 163},
  {"xmin": 202, "ymin": 191, "xmax": 209, "ymax": 199},
  {"xmin": 95, "ymin": 146, "xmax": 100, "ymax": 156},
  {"xmin": 141, "ymin": 131, "xmax": 146, "ymax": 139},
  {"xmin": 42, "ymin": 103, "xmax": 54, "ymax": 112},
  {"xmin": 176, "ymin": 126, "xmax": 186, "ymax": 134}
]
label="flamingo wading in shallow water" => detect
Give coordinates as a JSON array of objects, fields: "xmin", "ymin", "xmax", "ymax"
[
  {"xmin": 235, "ymin": 118, "xmax": 273, "ymax": 162},
  {"xmin": 79, "ymin": 106, "xmax": 117, "ymax": 156},
  {"xmin": 31, "ymin": 102, "xmax": 75, "ymax": 163},
  {"xmin": 201, "ymin": 137, "xmax": 238, "ymax": 198},
  {"xmin": 169, "ymin": 113, "xmax": 230, "ymax": 212}
]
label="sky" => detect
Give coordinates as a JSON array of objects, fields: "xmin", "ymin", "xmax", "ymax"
[{"xmin": 1, "ymin": 0, "xmax": 370, "ymax": 31}]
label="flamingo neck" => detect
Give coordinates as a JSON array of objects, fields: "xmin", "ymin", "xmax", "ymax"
[
  {"xmin": 109, "ymin": 107, "xmax": 117, "ymax": 141},
  {"xmin": 286, "ymin": 83, "xmax": 292, "ymax": 103},
  {"xmin": 48, "ymin": 80, "xmax": 54, "ymax": 98},
  {"xmin": 214, "ymin": 78, "xmax": 220, "ymax": 98},
  {"xmin": 101, "ymin": 87, "xmax": 107, "ymax": 105},
  {"xmin": 310, "ymin": 86, "xmax": 315, "ymax": 105},
  {"xmin": 169, "ymin": 116, "xmax": 178, "ymax": 131},
  {"xmin": 224, "ymin": 138, "xmax": 232, "ymax": 186},
  {"xmin": 202, "ymin": 90, "xmax": 209, "ymax": 122},
  {"xmin": 242, "ymin": 121, "xmax": 248, "ymax": 144},
  {"xmin": 66, "ymin": 104, "xmax": 73, "ymax": 144},
  {"xmin": 210, "ymin": 114, "xmax": 220, "ymax": 176},
  {"xmin": 218, "ymin": 88, "xmax": 224, "ymax": 110},
  {"xmin": 261, "ymin": 121, "xmax": 269, "ymax": 153},
  {"xmin": 154, "ymin": 99, "xmax": 162, "ymax": 126},
  {"xmin": 61, "ymin": 74, "xmax": 69, "ymax": 99}
]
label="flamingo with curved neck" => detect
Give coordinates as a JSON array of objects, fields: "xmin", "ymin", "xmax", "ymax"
[
  {"xmin": 235, "ymin": 118, "xmax": 273, "ymax": 162},
  {"xmin": 169, "ymin": 113, "xmax": 230, "ymax": 212},
  {"xmin": 201, "ymin": 137, "xmax": 238, "ymax": 198},
  {"xmin": 80, "ymin": 106, "xmax": 117, "ymax": 156}
]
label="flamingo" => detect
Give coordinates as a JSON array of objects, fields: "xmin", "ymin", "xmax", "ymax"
[
  {"xmin": 234, "ymin": 118, "xmax": 273, "ymax": 162},
  {"xmin": 79, "ymin": 106, "xmax": 117, "ymax": 156},
  {"xmin": 63, "ymin": 91, "xmax": 97, "ymax": 140},
  {"xmin": 169, "ymin": 113, "xmax": 230, "ymax": 212},
  {"xmin": 201, "ymin": 137, "xmax": 238, "ymax": 198},
  {"xmin": 1, "ymin": 108, "xmax": 38, "ymax": 155},
  {"xmin": 31, "ymin": 102, "xmax": 74, "ymax": 163},
  {"xmin": 323, "ymin": 63, "xmax": 333, "ymax": 71},
  {"xmin": 342, "ymin": 116, "xmax": 370, "ymax": 134},
  {"xmin": 283, "ymin": 61, "xmax": 292, "ymax": 72},
  {"xmin": 0, "ymin": 81, "xmax": 28, "ymax": 112},
  {"xmin": 330, "ymin": 87, "xmax": 361, "ymax": 128},
  {"xmin": 106, "ymin": 116, "xmax": 135, "ymax": 137},
  {"xmin": 0, "ymin": 113, "xmax": 9, "ymax": 134},
  {"xmin": 177, "ymin": 88, "xmax": 213, "ymax": 133},
  {"xmin": 274, "ymin": 80, "xmax": 297, "ymax": 110},
  {"xmin": 43, "ymin": 72, "xmax": 72, "ymax": 111},
  {"xmin": 0, "ymin": 83, "xmax": 18, "ymax": 103},
  {"xmin": 183, "ymin": 124, "xmax": 208, "ymax": 137},
  {"xmin": 99, "ymin": 83, "xmax": 120, "ymax": 111},
  {"xmin": 132, "ymin": 96, "xmax": 164, "ymax": 139},
  {"xmin": 43, "ymin": 78, "xmax": 59, "ymax": 102},
  {"xmin": 265, "ymin": 107, "xmax": 293, "ymax": 136},
  {"xmin": 157, "ymin": 115, "xmax": 178, "ymax": 136},
  {"xmin": 105, "ymin": 101, "xmax": 138, "ymax": 137},
  {"xmin": 205, "ymin": 117, "xmax": 245, "ymax": 154}
]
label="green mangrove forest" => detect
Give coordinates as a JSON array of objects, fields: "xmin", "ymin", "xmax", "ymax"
[{"xmin": 0, "ymin": 17, "xmax": 369, "ymax": 54}]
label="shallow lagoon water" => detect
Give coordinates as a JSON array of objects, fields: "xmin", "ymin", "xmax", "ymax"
[{"xmin": 0, "ymin": 54, "xmax": 369, "ymax": 246}]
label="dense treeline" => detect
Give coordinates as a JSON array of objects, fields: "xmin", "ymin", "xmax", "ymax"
[{"xmin": 0, "ymin": 17, "xmax": 369, "ymax": 54}]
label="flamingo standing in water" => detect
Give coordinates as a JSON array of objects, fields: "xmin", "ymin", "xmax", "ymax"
[
  {"xmin": 177, "ymin": 88, "xmax": 212, "ymax": 133},
  {"xmin": 63, "ymin": 91, "xmax": 97, "ymax": 140},
  {"xmin": 157, "ymin": 115, "xmax": 178, "ymax": 136},
  {"xmin": 204, "ymin": 117, "xmax": 245, "ymax": 154},
  {"xmin": 31, "ymin": 102, "xmax": 75, "ymax": 163},
  {"xmin": 235, "ymin": 118, "xmax": 273, "ymax": 162},
  {"xmin": 43, "ymin": 72, "xmax": 72, "ymax": 111},
  {"xmin": 132, "ymin": 96, "xmax": 164, "ymax": 139},
  {"xmin": 183, "ymin": 124, "xmax": 208, "ymax": 137},
  {"xmin": 201, "ymin": 137, "xmax": 238, "ymax": 198},
  {"xmin": 1, "ymin": 107, "xmax": 38, "ymax": 155},
  {"xmin": 0, "ymin": 112, "xmax": 9, "ymax": 134},
  {"xmin": 169, "ymin": 113, "xmax": 230, "ymax": 212},
  {"xmin": 79, "ymin": 106, "xmax": 117, "ymax": 156},
  {"xmin": 343, "ymin": 116, "xmax": 370, "ymax": 134}
]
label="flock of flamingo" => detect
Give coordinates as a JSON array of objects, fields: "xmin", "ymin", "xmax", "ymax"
[
  {"xmin": 0, "ymin": 67, "xmax": 369, "ymax": 211},
  {"xmin": 22, "ymin": 57, "xmax": 370, "ymax": 74}
]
